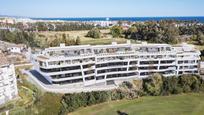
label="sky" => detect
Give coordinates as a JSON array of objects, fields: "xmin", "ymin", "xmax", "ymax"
[{"xmin": 0, "ymin": 0, "xmax": 204, "ymax": 17}]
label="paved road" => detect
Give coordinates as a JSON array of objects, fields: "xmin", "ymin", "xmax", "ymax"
[{"xmin": 23, "ymin": 70, "xmax": 118, "ymax": 94}]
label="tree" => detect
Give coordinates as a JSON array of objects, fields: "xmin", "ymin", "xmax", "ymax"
[
  {"xmin": 86, "ymin": 27, "xmax": 101, "ymax": 38},
  {"xmin": 162, "ymin": 26, "xmax": 179, "ymax": 44},
  {"xmin": 0, "ymin": 30, "xmax": 37, "ymax": 47},
  {"xmin": 111, "ymin": 26, "xmax": 123, "ymax": 38},
  {"xmin": 124, "ymin": 26, "xmax": 138, "ymax": 39},
  {"xmin": 49, "ymin": 38, "xmax": 61, "ymax": 47},
  {"xmin": 5, "ymin": 31, "xmax": 16, "ymax": 42},
  {"xmin": 129, "ymin": 26, "xmax": 138, "ymax": 33},
  {"xmin": 62, "ymin": 33, "xmax": 67, "ymax": 42},
  {"xmin": 197, "ymin": 31, "xmax": 204, "ymax": 45},
  {"xmin": 67, "ymin": 38, "xmax": 76, "ymax": 46},
  {"xmin": 36, "ymin": 22, "xmax": 48, "ymax": 31},
  {"xmin": 48, "ymin": 23, "xmax": 55, "ymax": 31},
  {"xmin": 75, "ymin": 36, "xmax": 81, "ymax": 45}
]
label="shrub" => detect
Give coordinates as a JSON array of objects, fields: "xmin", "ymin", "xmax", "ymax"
[
  {"xmin": 172, "ymin": 86, "xmax": 183, "ymax": 94},
  {"xmin": 111, "ymin": 89, "xmax": 126, "ymax": 100},
  {"xmin": 143, "ymin": 73, "xmax": 163, "ymax": 96},
  {"xmin": 191, "ymin": 80, "xmax": 201, "ymax": 92},
  {"xmin": 111, "ymin": 26, "xmax": 123, "ymax": 38},
  {"xmin": 92, "ymin": 91, "xmax": 109, "ymax": 103},
  {"xmin": 86, "ymin": 28, "xmax": 101, "ymax": 38},
  {"xmin": 179, "ymin": 74, "xmax": 200, "ymax": 92},
  {"xmin": 87, "ymin": 92, "xmax": 96, "ymax": 106},
  {"xmin": 127, "ymin": 90, "xmax": 139, "ymax": 99},
  {"xmin": 60, "ymin": 74, "xmax": 204, "ymax": 114},
  {"xmin": 199, "ymin": 84, "xmax": 204, "ymax": 92},
  {"xmin": 182, "ymin": 85, "xmax": 191, "ymax": 93},
  {"xmin": 133, "ymin": 79, "xmax": 143, "ymax": 90},
  {"xmin": 61, "ymin": 91, "xmax": 110, "ymax": 113},
  {"xmin": 162, "ymin": 76, "xmax": 179, "ymax": 95},
  {"xmin": 122, "ymin": 81, "xmax": 133, "ymax": 89}
]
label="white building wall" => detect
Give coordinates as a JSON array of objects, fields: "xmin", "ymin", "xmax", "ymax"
[
  {"xmin": 7, "ymin": 47, "xmax": 21, "ymax": 53},
  {"xmin": 34, "ymin": 42, "xmax": 201, "ymax": 86},
  {"xmin": 0, "ymin": 64, "xmax": 18, "ymax": 105}
]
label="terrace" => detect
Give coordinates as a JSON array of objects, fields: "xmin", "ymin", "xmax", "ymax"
[
  {"xmin": 46, "ymin": 57, "xmax": 95, "ymax": 67},
  {"xmin": 96, "ymin": 55, "xmax": 138, "ymax": 62},
  {"xmin": 45, "ymin": 48, "xmax": 93, "ymax": 58},
  {"xmin": 174, "ymin": 43, "xmax": 201, "ymax": 54},
  {"xmin": 136, "ymin": 46, "xmax": 173, "ymax": 53},
  {"xmin": 93, "ymin": 46, "xmax": 134, "ymax": 55}
]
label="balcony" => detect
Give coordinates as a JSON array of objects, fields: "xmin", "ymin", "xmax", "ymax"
[
  {"xmin": 94, "ymin": 47, "xmax": 133, "ymax": 55},
  {"xmin": 47, "ymin": 58, "xmax": 95, "ymax": 67},
  {"xmin": 96, "ymin": 62, "xmax": 128, "ymax": 68},
  {"xmin": 44, "ymin": 69, "xmax": 82, "ymax": 76},
  {"xmin": 106, "ymin": 72, "xmax": 138, "ymax": 80},
  {"xmin": 51, "ymin": 72, "xmax": 82, "ymax": 80},
  {"xmin": 47, "ymin": 48, "xmax": 93, "ymax": 58}
]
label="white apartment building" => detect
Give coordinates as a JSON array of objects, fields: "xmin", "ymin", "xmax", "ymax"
[
  {"xmin": 0, "ymin": 53, "xmax": 18, "ymax": 105},
  {"xmin": 34, "ymin": 41, "xmax": 201, "ymax": 86}
]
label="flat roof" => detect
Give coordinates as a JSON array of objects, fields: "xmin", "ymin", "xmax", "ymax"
[
  {"xmin": 45, "ymin": 45, "xmax": 91, "ymax": 51},
  {"xmin": 45, "ymin": 43, "xmax": 171, "ymax": 50}
]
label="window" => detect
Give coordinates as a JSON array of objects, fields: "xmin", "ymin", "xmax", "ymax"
[
  {"xmin": 85, "ymin": 76, "xmax": 95, "ymax": 80},
  {"xmin": 130, "ymin": 61, "xmax": 137, "ymax": 65},
  {"xmin": 96, "ymin": 76, "xmax": 105, "ymax": 80}
]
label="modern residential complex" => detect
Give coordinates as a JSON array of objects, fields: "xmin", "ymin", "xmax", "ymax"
[
  {"xmin": 0, "ymin": 53, "xmax": 18, "ymax": 105},
  {"xmin": 34, "ymin": 41, "xmax": 201, "ymax": 86}
]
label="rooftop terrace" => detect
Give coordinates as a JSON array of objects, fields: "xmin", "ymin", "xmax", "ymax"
[{"xmin": 36, "ymin": 41, "xmax": 198, "ymax": 60}]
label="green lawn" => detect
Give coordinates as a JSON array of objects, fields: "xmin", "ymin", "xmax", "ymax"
[{"xmin": 71, "ymin": 93, "xmax": 204, "ymax": 115}]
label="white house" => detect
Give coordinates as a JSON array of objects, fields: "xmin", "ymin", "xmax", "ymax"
[
  {"xmin": 7, "ymin": 44, "xmax": 26, "ymax": 54},
  {"xmin": 7, "ymin": 47, "xmax": 21, "ymax": 53}
]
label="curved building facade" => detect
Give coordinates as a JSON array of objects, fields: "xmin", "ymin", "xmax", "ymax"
[{"xmin": 34, "ymin": 42, "xmax": 201, "ymax": 86}]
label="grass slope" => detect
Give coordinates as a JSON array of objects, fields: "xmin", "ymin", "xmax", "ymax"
[
  {"xmin": 1, "ymin": 66, "xmax": 63, "ymax": 115},
  {"xmin": 71, "ymin": 93, "xmax": 204, "ymax": 115}
]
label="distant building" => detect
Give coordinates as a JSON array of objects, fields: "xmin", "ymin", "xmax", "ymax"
[
  {"xmin": 0, "ymin": 27, "xmax": 16, "ymax": 31},
  {"xmin": 33, "ymin": 41, "xmax": 201, "ymax": 86},
  {"xmin": 0, "ymin": 53, "xmax": 18, "ymax": 105},
  {"xmin": 7, "ymin": 47, "xmax": 21, "ymax": 53},
  {"xmin": 0, "ymin": 18, "xmax": 15, "ymax": 24},
  {"xmin": 0, "ymin": 41, "xmax": 27, "ymax": 53},
  {"xmin": 7, "ymin": 44, "xmax": 27, "ymax": 54}
]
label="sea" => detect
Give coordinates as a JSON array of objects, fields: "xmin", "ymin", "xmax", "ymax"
[{"xmin": 32, "ymin": 17, "xmax": 204, "ymax": 23}]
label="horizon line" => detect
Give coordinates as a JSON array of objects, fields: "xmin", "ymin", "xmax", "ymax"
[{"xmin": 1, "ymin": 15, "xmax": 204, "ymax": 19}]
